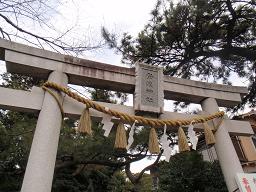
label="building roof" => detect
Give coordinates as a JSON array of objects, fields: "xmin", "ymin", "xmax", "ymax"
[
  {"xmin": 233, "ymin": 109, "xmax": 256, "ymax": 131},
  {"xmin": 239, "ymin": 110, "xmax": 256, "ymax": 119}
]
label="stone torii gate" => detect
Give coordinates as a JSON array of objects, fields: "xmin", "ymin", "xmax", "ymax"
[{"xmin": 0, "ymin": 38, "xmax": 253, "ymax": 192}]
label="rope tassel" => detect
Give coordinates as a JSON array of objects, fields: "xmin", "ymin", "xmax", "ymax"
[
  {"xmin": 78, "ymin": 108, "xmax": 92, "ymax": 135},
  {"xmin": 203, "ymin": 123, "xmax": 216, "ymax": 146},
  {"xmin": 148, "ymin": 128, "xmax": 160, "ymax": 154},
  {"xmin": 178, "ymin": 127, "xmax": 190, "ymax": 152},
  {"xmin": 114, "ymin": 122, "xmax": 127, "ymax": 150}
]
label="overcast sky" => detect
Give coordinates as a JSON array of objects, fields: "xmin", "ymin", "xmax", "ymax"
[{"xmin": 52, "ymin": 0, "xmax": 158, "ymax": 64}]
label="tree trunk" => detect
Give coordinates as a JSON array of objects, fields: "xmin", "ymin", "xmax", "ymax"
[{"xmin": 132, "ymin": 182, "xmax": 141, "ymax": 192}]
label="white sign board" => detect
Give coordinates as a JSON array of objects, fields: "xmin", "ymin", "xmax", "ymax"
[{"xmin": 236, "ymin": 173, "xmax": 256, "ymax": 192}]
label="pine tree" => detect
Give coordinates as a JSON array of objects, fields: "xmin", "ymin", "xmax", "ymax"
[{"xmin": 103, "ymin": 0, "xmax": 256, "ymax": 109}]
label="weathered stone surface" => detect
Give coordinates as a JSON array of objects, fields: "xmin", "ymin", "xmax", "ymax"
[
  {"xmin": 0, "ymin": 86, "xmax": 253, "ymax": 135},
  {"xmin": 134, "ymin": 63, "xmax": 164, "ymax": 114},
  {"xmin": 0, "ymin": 38, "xmax": 248, "ymax": 107},
  {"xmin": 21, "ymin": 71, "xmax": 68, "ymax": 192},
  {"xmin": 201, "ymin": 97, "xmax": 244, "ymax": 192}
]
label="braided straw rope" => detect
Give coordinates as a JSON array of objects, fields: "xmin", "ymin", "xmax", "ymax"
[
  {"xmin": 42, "ymin": 82, "xmax": 225, "ymax": 128},
  {"xmin": 42, "ymin": 86, "xmax": 65, "ymax": 117}
]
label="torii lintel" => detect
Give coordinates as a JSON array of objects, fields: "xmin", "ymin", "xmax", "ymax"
[{"xmin": 0, "ymin": 38, "xmax": 248, "ymax": 108}]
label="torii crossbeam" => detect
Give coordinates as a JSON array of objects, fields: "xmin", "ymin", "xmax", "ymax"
[{"xmin": 0, "ymin": 38, "xmax": 253, "ymax": 192}]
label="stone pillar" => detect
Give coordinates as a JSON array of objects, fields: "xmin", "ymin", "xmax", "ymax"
[
  {"xmin": 201, "ymin": 98, "xmax": 243, "ymax": 192},
  {"xmin": 21, "ymin": 71, "xmax": 68, "ymax": 192}
]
